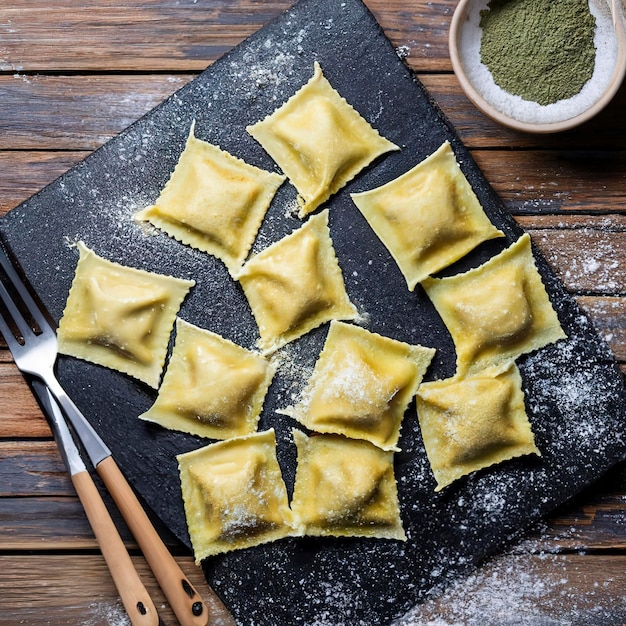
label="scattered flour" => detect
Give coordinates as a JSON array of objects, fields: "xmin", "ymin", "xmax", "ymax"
[
  {"xmin": 85, "ymin": 601, "xmax": 131, "ymax": 626},
  {"xmin": 395, "ymin": 547, "xmax": 626, "ymax": 625},
  {"xmin": 396, "ymin": 45, "xmax": 411, "ymax": 59}
]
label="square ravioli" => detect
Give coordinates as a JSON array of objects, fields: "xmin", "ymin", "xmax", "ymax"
[
  {"xmin": 236, "ymin": 210, "xmax": 358, "ymax": 353},
  {"xmin": 177, "ymin": 429, "xmax": 298, "ymax": 562},
  {"xmin": 423, "ymin": 233, "xmax": 566, "ymax": 376},
  {"xmin": 135, "ymin": 122, "xmax": 285, "ymax": 273},
  {"xmin": 57, "ymin": 241, "xmax": 194, "ymax": 388},
  {"xmin": 247, "ymin": 62, "xmax": 398, "ymax": 217},
  {"xmin": 416, "ymin": 361, "xmax": 540, "ymax": 491},
  {"xmin": 140, "ymin": 319, "xmax": 275, "ymax": 439},
  {"xmin": 350, "ymin": 141, "xmax": 504, "ymax": 290},
  {"xmin": 279, "ymin": 321, "xmax": 435, "ymax": 450},
  {"xmin": 291, "ymin": 430, "xmax": 406, "ymax": 540}
]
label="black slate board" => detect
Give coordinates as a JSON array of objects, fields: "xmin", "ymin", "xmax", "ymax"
[{"xmin": 1, "ymin": 1, "xmax": 626, "ymax": 624}]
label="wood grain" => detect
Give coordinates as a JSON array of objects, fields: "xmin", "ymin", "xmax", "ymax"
[
  {"xmin": 0, "ymin": 0, "xmax": 455, "ymax": 73},
  {"xmin": 0, "ymin": 441, "xmax": 68, "ymax": 496},
  {"xmin": 0, "ymin": 554, "xmax": 216, "ymax": 626},
  {"xmin": 420, "ymin": 74, "xmax": 626, "ymax": 150},
  {"xmin": 1, "ymin": 74, "xmax": 625, "ymax": 154},
  {"xmin": 0, "ymin": 1, "xmax": 291, "ymax": 72},
  {"xmin": 0, "ymin": 365, "xmax": 49, "ymax": 437}
]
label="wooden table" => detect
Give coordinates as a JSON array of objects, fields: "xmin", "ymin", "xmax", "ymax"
[{"xmin": 1, "ymin": 1, "xmax": 625, "ymax": 624}]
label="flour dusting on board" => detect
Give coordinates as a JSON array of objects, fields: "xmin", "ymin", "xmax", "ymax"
[{"xmin": 396, "ymin": 543, "xmax": 626, "ymax": 625}]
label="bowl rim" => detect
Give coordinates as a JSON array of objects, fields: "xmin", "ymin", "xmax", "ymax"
[{"xmin": 448, "ymin": 0, "xmax": 626, "ymax": 134}]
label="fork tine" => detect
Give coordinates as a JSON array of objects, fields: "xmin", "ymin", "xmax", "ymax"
[
  {"xmin": 0, "ymin": 274, "xmax": 37, "ymax": 343},
  {"xmin": 0, "ymin": 305, "xmax": 21, "ymax": 352},
  {"xmin": 0, "ymin": 244, "xmax": 54, "ymax": 337}
]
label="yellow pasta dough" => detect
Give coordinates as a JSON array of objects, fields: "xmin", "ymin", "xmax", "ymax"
[
  {"xmin": 416, "ymin": 362, "xmax": 540, "ymax": 491},
  {"xmin": 423, "ymin": 233, "xmax": 566, "ymax": 376},
  {"xmin": 140, "ymin": 319, "xmax": 275, "ymax": 439},
  {"xmin": 279, "ymin": 321, "xmax": 435, "ymax": 450},
  {"xmin": 247, "ymin": 62, "xmax": 399, "ymax": 217},
  {"xmin": 57, "ymin": 241, "xmax": 194, "ymax": 388},
  {"xmin": 236, "ymin": 210, "xmax": 358, "ymax": 353},
  {"xmin": 350, "ymin": 141, "xmax": 504, "ymax": 290},
  {"xmin": 177, "ymin": 429, "xmax": 299, "ymax": 562},
  {"xmin": 135, "ymin": 122, "xmax": 285, "ymax": 273},
  {"xmin": 290, "ymin": 430, "xmax": 406, "ymax": 540}
]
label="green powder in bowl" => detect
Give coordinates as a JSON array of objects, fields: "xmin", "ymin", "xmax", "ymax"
[{"xmin": 479, "ymin": 0, "xmax": 596, "ymax": 106}]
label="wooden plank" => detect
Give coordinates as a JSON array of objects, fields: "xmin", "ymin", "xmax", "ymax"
[
  {"xmin": 516, "ymin": 214, "xmax": 626, "ymax": 229},
  {"xmin": 0, "ymin": 441, "xmax": 68, "ymax": 497},
  {"xmin": 420, "ymin": 74, "xmax": 626, "ymax": 150},
  {"xmin": 475, "ymin": 151, "xmax": 626, "ymax": 213},
  {"xmin": 576, "ymin": 296, "xmax": 626, "ymax": 361},
  {"xmin": 529, "ymin": 463, "xmax": 626, "ymax": 552},
  {"xmin": 0, "ymin": 364, "xmax": 50, "ymax": 438},
  {"xmin": 0, "ymin": 1, "xmax": 291, "ymax": 72},
  {"xmin": 0, "ymin": 74, "xmax": 194, "ymax": 151},
  {"xmin": 0, "ymin": 554, "xmax": 229, "ymax": 626},
  {"xmin": 0, "ymin": 495, "xmax": 189, "ymax": 552},
  {"xmin": 0, "ymin": 0, "xmax": 454, "ymax": 73},
  {"xmin": 510, "ymin": 215, "xmax": 626, "ymax": 296},
  {"xmin": 367, "ymin": 0, "xmax": 453, "ymax": 72},
  {"xmin": 0, "ymin": 438, "xmax": 185, "ymax": 547},
  {"xmin": 0, "ymin": 496, "xmax": 101, "ymax": 550},
  {"xmin": 1, "ymin": 74, "xmax": 625, "ymax": 153},
  {"xmin": 405, "ymin": 553, "xmax": 626, "ymax": 624},
  {"xmin": 528, "ymin": 228, "xmax": 626, "ymax": 295},
  {"xmin": 0, "ymin": 150, "xmax": 89, "ymax": 214}
]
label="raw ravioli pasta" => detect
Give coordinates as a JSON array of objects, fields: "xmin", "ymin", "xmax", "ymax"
[
  {"xmin": 247, "ymin": 62, "xmax": 398, "ymax": 217},
  {"xmin": 290, "ymin": 430, "xmax": 406, "ymax": 540},
  {"xmin": 416, "ymin": 362, "xmax": 540, "ymax": 491},
  {"xmin": 177, "ymin": 430, "xmax": 299, "ymax": 562},
  {"xmin": 351, "ymin": 141, "xmax": 504, "ymax": 290},
  {"xmin": 279, "ymin": 321, "xmax": 435, "ymax": 450},
  {"xmin": 140, "ymin": 319, "xmax": 275, "ymax": 439},
  {"xmin": 57, "ymin": 241, "xmax": 194, "ymax": 388},
  {"xmin": 135, "ymin": 122, "xmax": 285, "ymax": 273},
  {"xmin": 423, "ymin": 233, "xmax": 566, "ymax": 376},
  {"xmin": 236, "ymin": 210, "xmax": 358, "ymax": 353}
]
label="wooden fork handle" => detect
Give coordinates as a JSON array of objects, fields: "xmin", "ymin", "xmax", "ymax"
[
  {"xmin": 71, "ymin": 470, "xmax": 160, "ymax": 626},
  {"xmin": 96, "ymin": 456, "xmax": 234, "ymax": 626}
]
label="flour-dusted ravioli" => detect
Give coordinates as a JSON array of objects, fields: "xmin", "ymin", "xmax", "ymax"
[
  {"xmin": 416, "ymin": 362, "xmax": 540, "ymax": 491},
  {"xmin": 290, "ymin": 430, "xmax": 406, "ymax": 540},
  {"xmin": 177, "ymin": 429, "xmax": 299, "ymax": 562},
  {"xmin": 140, "ymin": 319, "xmax": 275, "ymax": 439},
  {"xmin": 247, "ymin": 62, "xmax": 399, "ymax": 217},
  {"xmin": 57, "ymin": 241, "xmax": 194, "ymax": 388},
  {"xmin": 135, "ymin": 122, "xmax": 285, "ymax": 273},
  {"xmin": 423, "ymin": 233, "xmax": 566, "ymax": 376},
  {"xmin": 236, "ymin": 210, "xmax": 358, "ymax": 353},
  {"xmin": 279, "ymin": 321, "xmax": 435, "ymax": 450},
  {"xmin": 351, "ymin": 141, "xmax": 504, "ymax": 290}
]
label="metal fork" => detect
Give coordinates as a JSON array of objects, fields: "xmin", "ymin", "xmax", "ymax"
[
  {"xmin": 31, "ymin": 380, "xmax": 162, "ymax": 626},
  {"xmin": 0, "ymin": 243, "xmax": 234, "ymax": 626}
]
